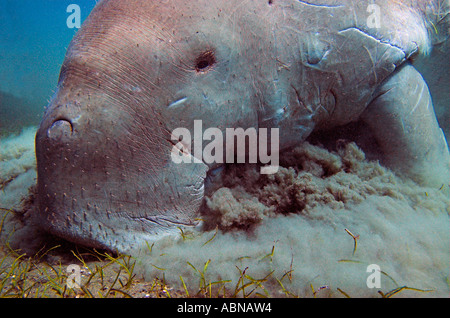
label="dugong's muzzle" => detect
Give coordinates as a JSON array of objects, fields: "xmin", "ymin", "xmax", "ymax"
[{"xmin": 35, "ymin": 87, "xmax": 208, "ymax": 252}]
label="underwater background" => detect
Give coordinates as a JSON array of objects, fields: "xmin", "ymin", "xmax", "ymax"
[
  {"xmin": 0, "ymin": 0, "xmax": 96, "ymax": 136},
  {"xmin": 0, "ymin": 0, "xmax": 449, "ymax": 297}
]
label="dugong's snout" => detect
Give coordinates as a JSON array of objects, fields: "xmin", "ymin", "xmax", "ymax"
[{"xmin": 35, "ymin": 91, "xmax": 209, "ymax": 252}]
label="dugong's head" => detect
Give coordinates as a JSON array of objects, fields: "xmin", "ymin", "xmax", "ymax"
[{"xmin": 35, "ymin": 0, "xmax": 293, "ymax": 252}]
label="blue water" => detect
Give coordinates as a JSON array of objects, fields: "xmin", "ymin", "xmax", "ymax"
[{"xmin": 0, "ymin": 0, "xmax": 96, "ymax": 135}]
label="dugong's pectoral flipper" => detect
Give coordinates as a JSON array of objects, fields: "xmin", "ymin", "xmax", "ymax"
[{"xmin": 362, "ymin": 63, "xmax": 450, "ymax": 186}]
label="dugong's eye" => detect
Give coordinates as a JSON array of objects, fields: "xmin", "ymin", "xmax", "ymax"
[{"xmin": 195, "ymin": 50, "xmax": 216, "ymax": 73}]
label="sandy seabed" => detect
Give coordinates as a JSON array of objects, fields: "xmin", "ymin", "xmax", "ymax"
[{"xmin": 0, "ymin": 127, "xmax": 449, "ymax": 297}]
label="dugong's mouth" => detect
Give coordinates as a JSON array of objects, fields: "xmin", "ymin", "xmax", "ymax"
[{"xmin": 35, "ymin": 177, "xmax": 207, "ymax": 253}]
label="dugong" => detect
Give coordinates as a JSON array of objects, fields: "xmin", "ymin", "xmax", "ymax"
[{"xmin": 35, "ymin": 0, "xmax": 450, "ymax": 252}]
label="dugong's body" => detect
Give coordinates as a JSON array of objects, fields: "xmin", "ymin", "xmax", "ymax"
[{"xmin": 36, "ymin": 0, "xmax": 450, "ymax": 252}]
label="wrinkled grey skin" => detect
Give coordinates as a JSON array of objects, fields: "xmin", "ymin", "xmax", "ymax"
[{"xmin": 36, "ymin": 0, "xmax": 450, "ymax": 253}]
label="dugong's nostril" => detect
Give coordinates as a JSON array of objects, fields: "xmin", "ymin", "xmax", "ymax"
[{"xmin": 47, "ymin": 119, "xmax": 73, "ymax": 140}]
